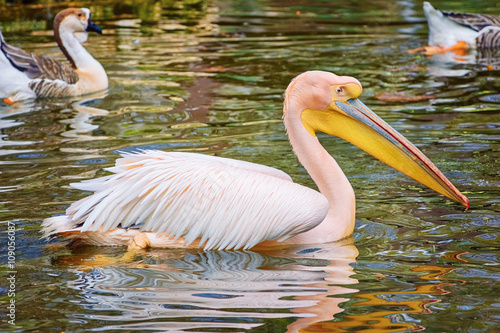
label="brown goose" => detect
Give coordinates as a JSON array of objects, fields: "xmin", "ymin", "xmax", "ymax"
[{"xmin": 0, "ymin": 8, "xmax": 108, "ymax": 103}]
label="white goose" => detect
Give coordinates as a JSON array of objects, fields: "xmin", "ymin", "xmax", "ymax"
[
  {"xmin": 419, "ymin": 2, "xmax": 500, "ymax": 54},
  {"xmin": 42, "ymin": 71, "xmax": 469, "ymax": 251},
  {"xmin": 0, "ymin": 8, "xmax": 108, "ymax": 103}
]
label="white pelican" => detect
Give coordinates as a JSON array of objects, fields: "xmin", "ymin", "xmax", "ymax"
[
  {"xmin": 412, "ymin": 2, "xmax": 500, "ymax": 55},
  {"xmin": 42, "ymin": 71, "xmax": 469, "ymax": 250},
  {"xmin": 0, "ymin": 8, "xmax": 108, "ymax": 103}
]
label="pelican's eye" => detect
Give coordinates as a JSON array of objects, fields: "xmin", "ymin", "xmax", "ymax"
[{"xmin": 331, "ymin": 83, "xmax": 361, "ymax": 103}]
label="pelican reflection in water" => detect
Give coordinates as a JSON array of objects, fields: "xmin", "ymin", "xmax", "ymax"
[
  {"xmin": 43, "ymin": 70, "xmax": 469, "ymax": 250},
  {"xmin": 61, "ymin": 242, "xmax": 359, "ymax": 332},
  {"xmin": 58, "ymin": 242, "xmax": 460, "ymax": 332}
]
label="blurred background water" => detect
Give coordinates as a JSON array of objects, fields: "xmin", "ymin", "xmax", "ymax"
[{"xmin": 0, "ymin": 0, "xmax": 499, "ymax": 332}]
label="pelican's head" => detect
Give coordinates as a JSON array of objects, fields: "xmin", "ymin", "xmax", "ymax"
[
  {"xmin": 55, "ymin": 8, "xmax": 102, "ymax": 38},
  {"xmin": 285, "ymin": 70, "xmax": 469, "ymax": 208}
]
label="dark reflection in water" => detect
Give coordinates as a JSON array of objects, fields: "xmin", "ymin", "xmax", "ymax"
[{"xmin": 0, "ymin": 0, "xmax": 499, "ymax": 332}]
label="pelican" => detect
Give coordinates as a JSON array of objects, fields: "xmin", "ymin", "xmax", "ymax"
[
  {"xmin": 42, "ymin": 71, "xmax": 469, "ymax": 251},
  {"xmin": 413, "ymin": 2, "xmax": 500, "ymax": 55},
  {"xmin": 0, "ymin": 8, "xmax": 108, "ymax": 103}
]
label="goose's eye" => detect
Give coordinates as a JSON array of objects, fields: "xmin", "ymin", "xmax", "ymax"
[{"xmin": 336, "ymin": 86, "xmax": 343, "ymax": 94}]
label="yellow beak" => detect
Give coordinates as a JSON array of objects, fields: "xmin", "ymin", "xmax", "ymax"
[{"xmin": 301, "ymin": 85, "xmax": 469, "ymax": 208}]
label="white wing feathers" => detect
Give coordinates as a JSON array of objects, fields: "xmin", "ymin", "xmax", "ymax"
[{"xmin": 66, "ymin": 150, "xmax": 328, "ymax": 250}]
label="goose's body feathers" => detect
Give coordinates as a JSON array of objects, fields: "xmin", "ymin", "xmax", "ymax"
[{"xmin": 0, "ymin": 34, "xmax": 78, "ymax": 83}]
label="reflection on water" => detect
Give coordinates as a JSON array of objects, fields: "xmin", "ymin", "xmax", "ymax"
[
  {"xmin": 43, "ymin": 243, "xmax": 479, "ymax": 333},
  {"xmin": 0, "ymin": 0, "xmax": 499, "ymax": 332},
  {"xmin": 322, "ymin": 264, "xmax": 466, "ymax": 333},
  {"xmin": 61, "ymin": 93, "xmax": 110, "ymax": 143},
  {"xmin": 55, "ymin": 242, "xmax": 358, "ymax": 332},
  {"xmin": 423, "ymin": 47, "xmax": 500, "ymax": 77}
]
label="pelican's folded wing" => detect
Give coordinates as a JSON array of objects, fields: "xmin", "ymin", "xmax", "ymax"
[
  {"xmin": 0, "ymin": 32, "xmax": 78, "ymax": 84},
  {"xmin": 66, "ymin": 150, "xmax": 328, "ymax": 250}
]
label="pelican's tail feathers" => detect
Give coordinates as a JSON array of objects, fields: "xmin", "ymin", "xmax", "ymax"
[{"xmin": 41, "ymin": 215, "xmax": 78, "ymax": 240}]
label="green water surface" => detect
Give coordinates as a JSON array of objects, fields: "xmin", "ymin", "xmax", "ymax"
[{"xmin": 0, "ymin": 0, "xmax": 499, "ymax": 332}]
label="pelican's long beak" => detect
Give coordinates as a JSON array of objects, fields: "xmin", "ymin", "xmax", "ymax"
[{"xmin": 302, "ymin": 83, "xmax": 469, "ymax": 208}]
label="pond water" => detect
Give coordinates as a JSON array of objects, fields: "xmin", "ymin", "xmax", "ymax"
[{"xmin": 0, "ymin": 0, "xmax": 499, "ymax": 332}]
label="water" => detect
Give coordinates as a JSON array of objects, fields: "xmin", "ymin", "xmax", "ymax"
[{"xmin": 0, "ymin": 0, "xmax": 499, "ymax": 332}]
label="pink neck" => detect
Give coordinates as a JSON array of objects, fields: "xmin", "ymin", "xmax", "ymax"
[{"xmin": 282, "ymin": 105, "xmax": 356, "ymax": 244}]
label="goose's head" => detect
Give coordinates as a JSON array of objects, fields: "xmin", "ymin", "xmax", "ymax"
[{"xmin": 54, "ymin": 8, "xmax": 102, "ymax": 41}]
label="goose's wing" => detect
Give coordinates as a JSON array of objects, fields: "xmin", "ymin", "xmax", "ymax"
[
  {"xmin": 477, "ymin": 26, "xmax": 500, "ymax": 48},
  {"xmin": 440, "ymin": 11, "xmax": 500, "ymax": 48},
  {"xmin": 0, "ymin": 31, "xmax": 78, "ymax": 84},
  {"xmin": 66, "ymin": 150, "xmax": 329, "ymax": 250},
  {"xmin": 442, "ymin": 11, "xmax": 500, "ymax": 32}
]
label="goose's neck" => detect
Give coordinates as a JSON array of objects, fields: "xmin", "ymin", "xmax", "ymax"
[
  {"xmin": 55, "ymin": 28, "xmax": 92, "ymax": 69},
  {"xmin": 284, "ymin": 109, "xmax": 356, "ymax": 244},
  {"xmin": 55, "ymin": 27, "xmax": 108, "ymax": 89}
]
